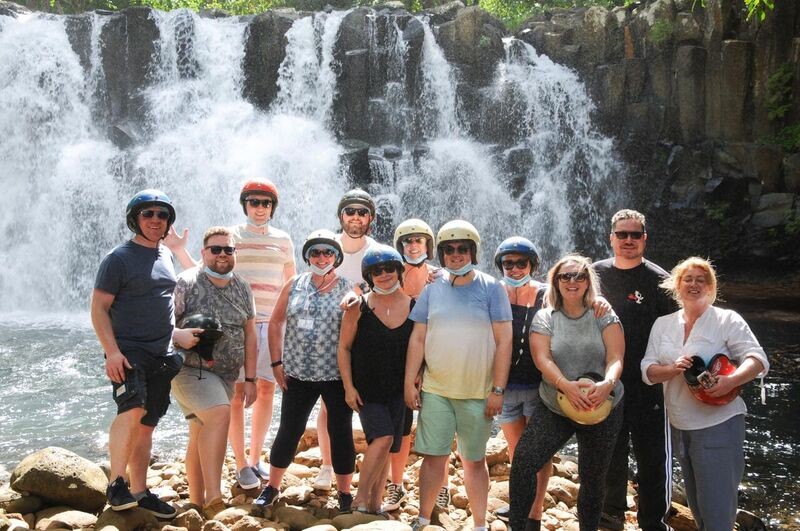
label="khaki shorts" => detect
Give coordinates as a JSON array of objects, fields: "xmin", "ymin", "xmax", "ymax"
[
  {"xmin": 414, "ymin": 391, "xmax": 492, "ymax": 462},
  {"xmin": 172, "ymin": 366, "xmax": 234, "ymax": 420}
]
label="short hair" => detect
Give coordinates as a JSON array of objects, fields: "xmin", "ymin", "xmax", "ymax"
[
  {"xmin": 544, "ymin": 254, "xmax": 599, "ymax": 311},
  {"xmin": 203, "ymin": 226, "xmax": 231, "ymax": 246},
  {"xmin": 660, "ymin": 256, "xmax": 718, "ymax": 306},
  {"xmin": 611, "ymin": 209, "xmax": 646, "ymax": 232}
]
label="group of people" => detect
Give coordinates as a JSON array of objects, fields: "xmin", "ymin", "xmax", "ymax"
[{"xmin": 92, "ymin": 181, "xmax": 768, "ymax": 531}]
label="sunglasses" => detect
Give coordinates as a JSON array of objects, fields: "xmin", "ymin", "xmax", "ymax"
[
  {"xmin": 613, "ymin": 230, "xmax": 644, "ymax": 240},
  {"xmin": 247, "ymin": 198, "xmax": 273, "ymax": 208},
  {"xmin": 402, "ymin": 236, "xmax": 426, "ymax": 246},
  {"xmin": 443, "ymin": 244, "xmax": 470, "ymax": 255},
  {"xmin": 342, "ymin": 207, "xmax": 370, "ymax": 217},
  {"xmin": 205, "ymin": 245, "xmax": 235, "ymax": 256},
  {"xmin": 557, "ymin": 271, "xmax": 589, "ymax": 283},
  {"xmin": 369, "ymin": 264, "xmax": 396, "ymax": 276},
  {"xmin": 309, "ymin": 248, "xmax": 336, "ymax": 258},
  {"xmin": 501, "ymin": 258, "xmax": 529, "ymax": 271},
  {"xmin": 139, "ymin": 209, "xmax": 170, "ymax": 220}
]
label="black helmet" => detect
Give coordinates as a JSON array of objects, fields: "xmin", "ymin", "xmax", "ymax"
[
  {"xmin": 494, "ymin": 237, "xmax": 540, "ymax": 272},
  {"xmin": 182, "ymin": 313, "xmax": 223, "ymax": 365},
  {"xmin": 125, "ymin": 189, "xmax": 176, "ymax": 239},
  {"xmin": 337, "ymin": 188, "xmax": 376, "ymax": 222},
  {"xmin": 301, "ymin": 229, "xmax": 344, "ymax": 268}
]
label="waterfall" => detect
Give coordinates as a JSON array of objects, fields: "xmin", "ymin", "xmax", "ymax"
[{"xmin": 416, "ymin": 19, "xmax": 462, "ymax": 139}]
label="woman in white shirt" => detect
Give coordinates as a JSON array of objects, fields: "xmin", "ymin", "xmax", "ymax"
[{"xmin": 641, "ymin": 257, "xmax": 768, "ymax": 531}]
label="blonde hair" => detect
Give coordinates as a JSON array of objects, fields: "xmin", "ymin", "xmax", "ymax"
[
  {"xmin": 660, "ymin": 256, "xmax": 718, "ymax": 306},
  {"xmin": 611, "ymin": 209, "xmax": 646, "ymax": 232},
  {"xmin": 545, "ymin": 254, "xmax": 599, "ymax": 311},
  {"xmin": 203, "ymin": 226, "xmax": 231, "ymax": 246}
]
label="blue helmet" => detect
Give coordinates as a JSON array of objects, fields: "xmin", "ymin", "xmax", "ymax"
[
  {"xmin": 361, "ymin": 244, "xmax": 404, "ymax": 288},
  {"xmin": 494, "ymin": 237, "xmax": 540, "ymax": 272},
  {"xmin": 125, "ymin": 189, "xmax": 176, "ymax": 238}
]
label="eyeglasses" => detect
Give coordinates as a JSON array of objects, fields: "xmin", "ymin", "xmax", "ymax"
[
  {"xmin": 402, "ymin": 236, "xmax": 426, "ymax": 246},
  {"xmin": 501, "ymin": 258, "xmax": 529, "ymax": 271},
  {"xmin": 613, "ymin": 231, "xmax": 644, "ymax": 240},
  {"xmin": 443, "ymin": 244, "xmax": 470, "ymax": 255},
  {"xmin": 205, "ymin": 245, "xmax": 235, "ymax": 256},
  {"xmin": 247, "ymin": 198, "xmax": 273, "ymax": 208},
  {"xmin": 139, "ymin": 209, "xmax": 170, "ymax": 220},
  {"xmin": 309, "ymin": 248, "xmax": 336, "ymax": 258},
  {"xmin": 557, "ymin": 271, "xmax": 589, "ymax": 283},
  {"xmin": 369, "ymin": 264, "xmax": 396, "ymax": 276},
  {"xmin": 342, "ymin": 207, "xmax": 370, "ymax": 217}
]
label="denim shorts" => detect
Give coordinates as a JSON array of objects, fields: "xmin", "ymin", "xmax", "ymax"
[
  {"xmin": 111, "ymin": 349, "xmax": 182, "ymax": 427},
  {"xmin": 497, "ymin": 386, "xmax": 539, "ymax": 425}
]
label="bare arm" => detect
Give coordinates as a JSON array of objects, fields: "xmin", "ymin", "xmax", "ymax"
[
  {"xmin": 532, "ymin": 331, "xmax": 593, "ymax": 411},
  {"xmin": 268, "ymin": 276, "xmax": 294, "ymax": 391},
  {"xmin": 587, "ymin": 322, "xmax": 624, "ymax": 406},
  {"xmin": 404, "ymin": 322, "xmax": 427, "ymax": 410},
  {"xmin": 487, "ymin": 320, "xmax": 512, "ymax": 417},
  {"xmin": 163, "ymin": 226, "xmax": 199, "ymax": 270},
  {"xmin": 337, "ymin": 302, "xmax": 362, "ymax": 411},
  {"xmin": 91, "ymin": 288, "xmax": 130, "ymax": 384}
]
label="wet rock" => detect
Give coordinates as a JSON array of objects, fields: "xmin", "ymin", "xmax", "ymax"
[
  {"xmin": 753, "ymin": 144, "xmax": 784, "ymax": 193},
  {"xmin": 673, "ymin": 11, "xmax": 702, "ymax": 44},
  {"xmin": 0, "ymin": 0, "xmax": 30, "ymax": 17},
  {"xmin": 242, "ymin": 11, "xmax": 300, "ymax": 110},
  {"xmin": 33, "ymin": 506, "xmax": 97, "ymax": 530},
  {"xmin": 750, "ymin": 193, "xmax": 795, "ymax": 228},
  {"xmin": 425, "ymin": 1, "xmax": 464, "ymax": 26},
  {"xmin": 174, "ymin": 508, "xmax": 204, "ymax": 531},
  {"xmin": 436, "ymin": 6, "xmax": 505, "ymax": 84},
  {"xmin": 735, "ymin": 508, "xmax": 766, "ymax": 531},
  {"xmin": 720, "ymin": 40, "xmax": 754, "ymax": 142},
  {"xmin": 10, "ymin": 447, "xmax": 108, "ymax": 513}
]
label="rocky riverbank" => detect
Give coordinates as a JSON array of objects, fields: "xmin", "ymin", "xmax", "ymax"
[{"xmin": 0, "ymin": 426, "xmax": 770, "ymax": 531}]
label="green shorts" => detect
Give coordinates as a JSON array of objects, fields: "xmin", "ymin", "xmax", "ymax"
[{"xmin": 414, "ymin": 391, "xmax": 492, "ymax": 462}]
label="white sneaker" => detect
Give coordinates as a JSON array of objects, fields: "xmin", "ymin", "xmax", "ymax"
[
  {"xmin": 253, "ymin": 461, "xmax": 270, "ymax": 480},
  {"xmin": 236, "ymin": 466, "xmax": 260, "ymax": 490},
  {"xmin": 313, "ymin": 465, "xmax": 333, "ymax": 491}
]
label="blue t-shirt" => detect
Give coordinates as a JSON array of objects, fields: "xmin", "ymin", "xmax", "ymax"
[
  {"xmin": 94, "ymin": 240, "xmax": 177, "ymax": 356},
  {"xmin": 409, "ymin": 270, "xmax": 512, "ymax": 399}
]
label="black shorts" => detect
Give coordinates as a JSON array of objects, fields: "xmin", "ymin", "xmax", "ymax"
[
  {"xmin": 358, "ymin": 394, "xmax": 406, "ymax": 453},
  {"xmin": 403, "ymin": 405, "xmax": 414, "ymax": 436},
  {"xmin": 111, "ymin": 349, "xmax": 182, "ymax": 427}
]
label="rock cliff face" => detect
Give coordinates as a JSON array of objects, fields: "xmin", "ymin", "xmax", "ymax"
[{"xmin": 517, "ymin": 0, "xmax": 799, "ymax": 265}]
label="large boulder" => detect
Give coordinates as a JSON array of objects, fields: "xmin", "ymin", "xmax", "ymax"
[
  {"xmin": 750, "ymin": 193, "xmax": 795, "ymax": 228},
  {"xmin": 784, "ymin": 153, "xmax": 800, "ymax": 194},
  {"xmin": 0, "ymin": 485, "xmax": 43, "ymax": 514},
  {"xmin": 242, "ymin": 10, "xmax": 300, "ymax": 110},
  {"xmin": 34, "ymin": 506, "xmax": 97, "ymax": 530},
  {"xmin": 332, "ymin": 8, "xmax": 370, "ymax": 140},
  {"xmin": 0, "ymin": 0, "xmax": 30, "ymax": 17},
  {"xmin": 436, "ymin": 6, "xmax": 505, "ymax": 84},
  {"xmin": 10, "ymin": 447, "xmax": 108, "ymax": 513},
  {"xmin": 95, "ymin": 506, "xmax": 160, "ymax": 531}
]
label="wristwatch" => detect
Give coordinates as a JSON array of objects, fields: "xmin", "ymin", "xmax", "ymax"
[
  {"xmin": 244, "ymin": 377, "xmax": 256, "ymax": 383},
  {"xmin": 270, "ymin": 360, "xmax": 283, "ymax": 368},
  {"xmin": 491, "ymin": 386, "xmax": 505, "ymax": 395}
]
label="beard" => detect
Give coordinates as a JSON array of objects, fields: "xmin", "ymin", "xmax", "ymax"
[{"xmin": 344, "ymin": 222, "xmax": 367, "ymax": 238}]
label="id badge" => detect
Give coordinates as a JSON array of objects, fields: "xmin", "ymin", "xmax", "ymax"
[{"xmin": 298, "ymin": 318, "xmax": 314, "ymax": 330}]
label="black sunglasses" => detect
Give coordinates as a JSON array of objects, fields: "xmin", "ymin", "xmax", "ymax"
[
  {"xmin": 139, "ymin": 209, "xmax": 170, "ymax": 220},
  {"xmin": 443, "ymin": 244, "xmax": 470, "ymax": 255},
  {"xmin": 557, "ymin": 271, "xmax": 589, "ymax": 283},
  {"xmin": 247, "ymin": 198, "xmax": 273, "ymax": 208},
  {"xmin": 309, "ymin": 248, "xmax": 336, "ymax": 258},
  {"xmin": 501, "ymin": 258, "xmax": 529, "ymax": 271},
  {"xmin": 402, "ymin": 236, "xmax": 426, "ymax": 246},
  {"xmin": 369, "ymin": 264, "xmax": 396, "ymax": 276},
  {"xmin": 613, "ymin": 230, "xmax": 644, "ymax": 240},
  {"xmin": 342, "ymin": 207, "xmax": 370, "ymax": 217},
  {"xmin": 205, "ymin": 245, "xmax": 235, "ymax": 256}
]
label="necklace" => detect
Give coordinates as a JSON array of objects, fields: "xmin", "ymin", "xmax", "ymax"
[{"xmin": 313, "ymin": 274, "xmax": 338, "ymax": 293}]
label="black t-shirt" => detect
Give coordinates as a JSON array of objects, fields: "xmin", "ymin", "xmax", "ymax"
[
  {"xmin": 592, "ymin": 258, "xmax": 677, "ymax": 387},
  {"xmin": 94, "ymin": 240, "xmax": 177, "ymax": 356}
]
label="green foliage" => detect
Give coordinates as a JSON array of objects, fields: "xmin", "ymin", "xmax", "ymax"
[
  {"xmin": 762, "ymin": 124, "xmax": 800, "ymax": 153},
  {"xmin": 744, "ymin": 0, "xmax": 774, "ymax": 21},
  {"xmin": 649, "ymin": 20, "xmax": 673, "ymax": 45},
  {"xmin": 706, "ymin": 201, "xmax": 730, "ymax": 223},
  {"xmin": 766, "ymin": 64, "xmax": 794, "ymax": 121},
  {"xmin": 785, "ymin": 210, "xmax": 800, "ymax": 236},
  {"xmin": 478, "ymin": 0, "xmax": 622, "ymax": 31}
]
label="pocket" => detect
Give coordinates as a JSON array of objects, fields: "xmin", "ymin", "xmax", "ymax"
[
  {"xmin": 113, "ymin": 368, "xmax": 139, "ymax": 403},
  {"xmin": 160, "ymin": 354, "xmax": 183, "ymax": 377}
]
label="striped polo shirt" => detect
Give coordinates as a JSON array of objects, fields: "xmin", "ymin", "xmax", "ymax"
[{"xmin": 230, "ymin": 224, "xmax": 295, "ymax": 322}]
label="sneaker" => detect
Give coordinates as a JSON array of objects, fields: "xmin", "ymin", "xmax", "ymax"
[
  {"xmin": 382, "ymin": 483, "xmax": 407, "ymax": 511},
  {"xmin": 252, "ymin": 461, "xmax": 270, "ymax": 480},
  {"xmin": 435, "ymin": 485, "xmax": 450, "ymax": 509},
  {"xmin": 599, "ymin": 511, "xmax": 625, "ymax": 531},
  {"xmin": 338, "ymin": 491, "xmax": 353, "ymax": 513},
  {"xmin": 495, "ymin": 504, "xmax": 510, "ymax": 522},
  {"xmin": 137, "ymin": 490, "xmax": 177, "ymax": 519},
  {"xmin": 254, "ymin": 485, "xmax": 279, "ymax": 507},
  {"xmin": 313, "ymin": 464, "xmax": 333, "ymax": 491},
  {"xmin": 106, "ymin": 476, "xmax": 138, "ymax": 511},
  {"xmin": 236, "ymin": 465, "xmax": 260, "ymax": 489},
  {"xmin": 202, "ymin": 496, "xmax": 226, "ymax": 520}
]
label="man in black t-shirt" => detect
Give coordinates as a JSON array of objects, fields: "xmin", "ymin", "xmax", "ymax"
[{"xmin": 592, "ymin": 209, "xmax": 676, "ymax": 531}]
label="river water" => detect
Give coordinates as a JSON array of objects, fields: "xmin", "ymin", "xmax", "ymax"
[{"xmin": 0, "ymin": 283, "xmax": 797, "ymax": 528}]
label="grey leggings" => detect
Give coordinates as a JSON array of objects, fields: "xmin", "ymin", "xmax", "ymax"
[{"xmin": 509, "ymin": 395, "xmax": 623, "ymax": 530}]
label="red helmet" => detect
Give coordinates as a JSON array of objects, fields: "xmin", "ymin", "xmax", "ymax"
[
  {"xmin": 684, "ymin": 354, "xmax": 741, "ymax": 406},
  {"xmin": 240, "ymin": 179, "xmax": 279, "ymax": 216}
]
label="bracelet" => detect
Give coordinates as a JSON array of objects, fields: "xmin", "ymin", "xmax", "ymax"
[
  {"xmin": 244, "ymin": 377, "xmax": 256, "ymax": 383},
  {"xmin": 554, "ymin": 375, "xmax": 565, "ymax": 389},
  {"xmin": 270, "ymin": 360, "xmax": 283, "ymax": 368}
]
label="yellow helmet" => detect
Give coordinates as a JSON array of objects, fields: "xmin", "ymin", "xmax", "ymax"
[
  {"xmin": 394, "ymin": 219, "xmax": 435, "ymax": 261},
  {"xmin": 437, "ymin": 220, "xmax": 480, "ymax": 265},
  {"xmin": 557, "ymin": 373, "xmax": 614, "ymax": 425}
]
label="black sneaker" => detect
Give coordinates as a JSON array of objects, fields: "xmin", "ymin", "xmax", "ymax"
[
  {"xmin": 254, "ymin": 485, "xmax": 279, "ymax": 507},
  {"xmin": 106, "ymin": 476, "xmax": 138, "ymax": 511},
  {"xmin": 599, "ymin": 511, "xmax": 625, "ymax": 531},
  {"xmin": 338, "ymin": 491, "xmax": 353, "ymax": 513},
  {"xmin": 137, "ymin": 490, "xmax": 177, "ymax": 519},
  {"xmin": 495, "ymin": 504, "xmax": 510, "ymax": 522}
]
